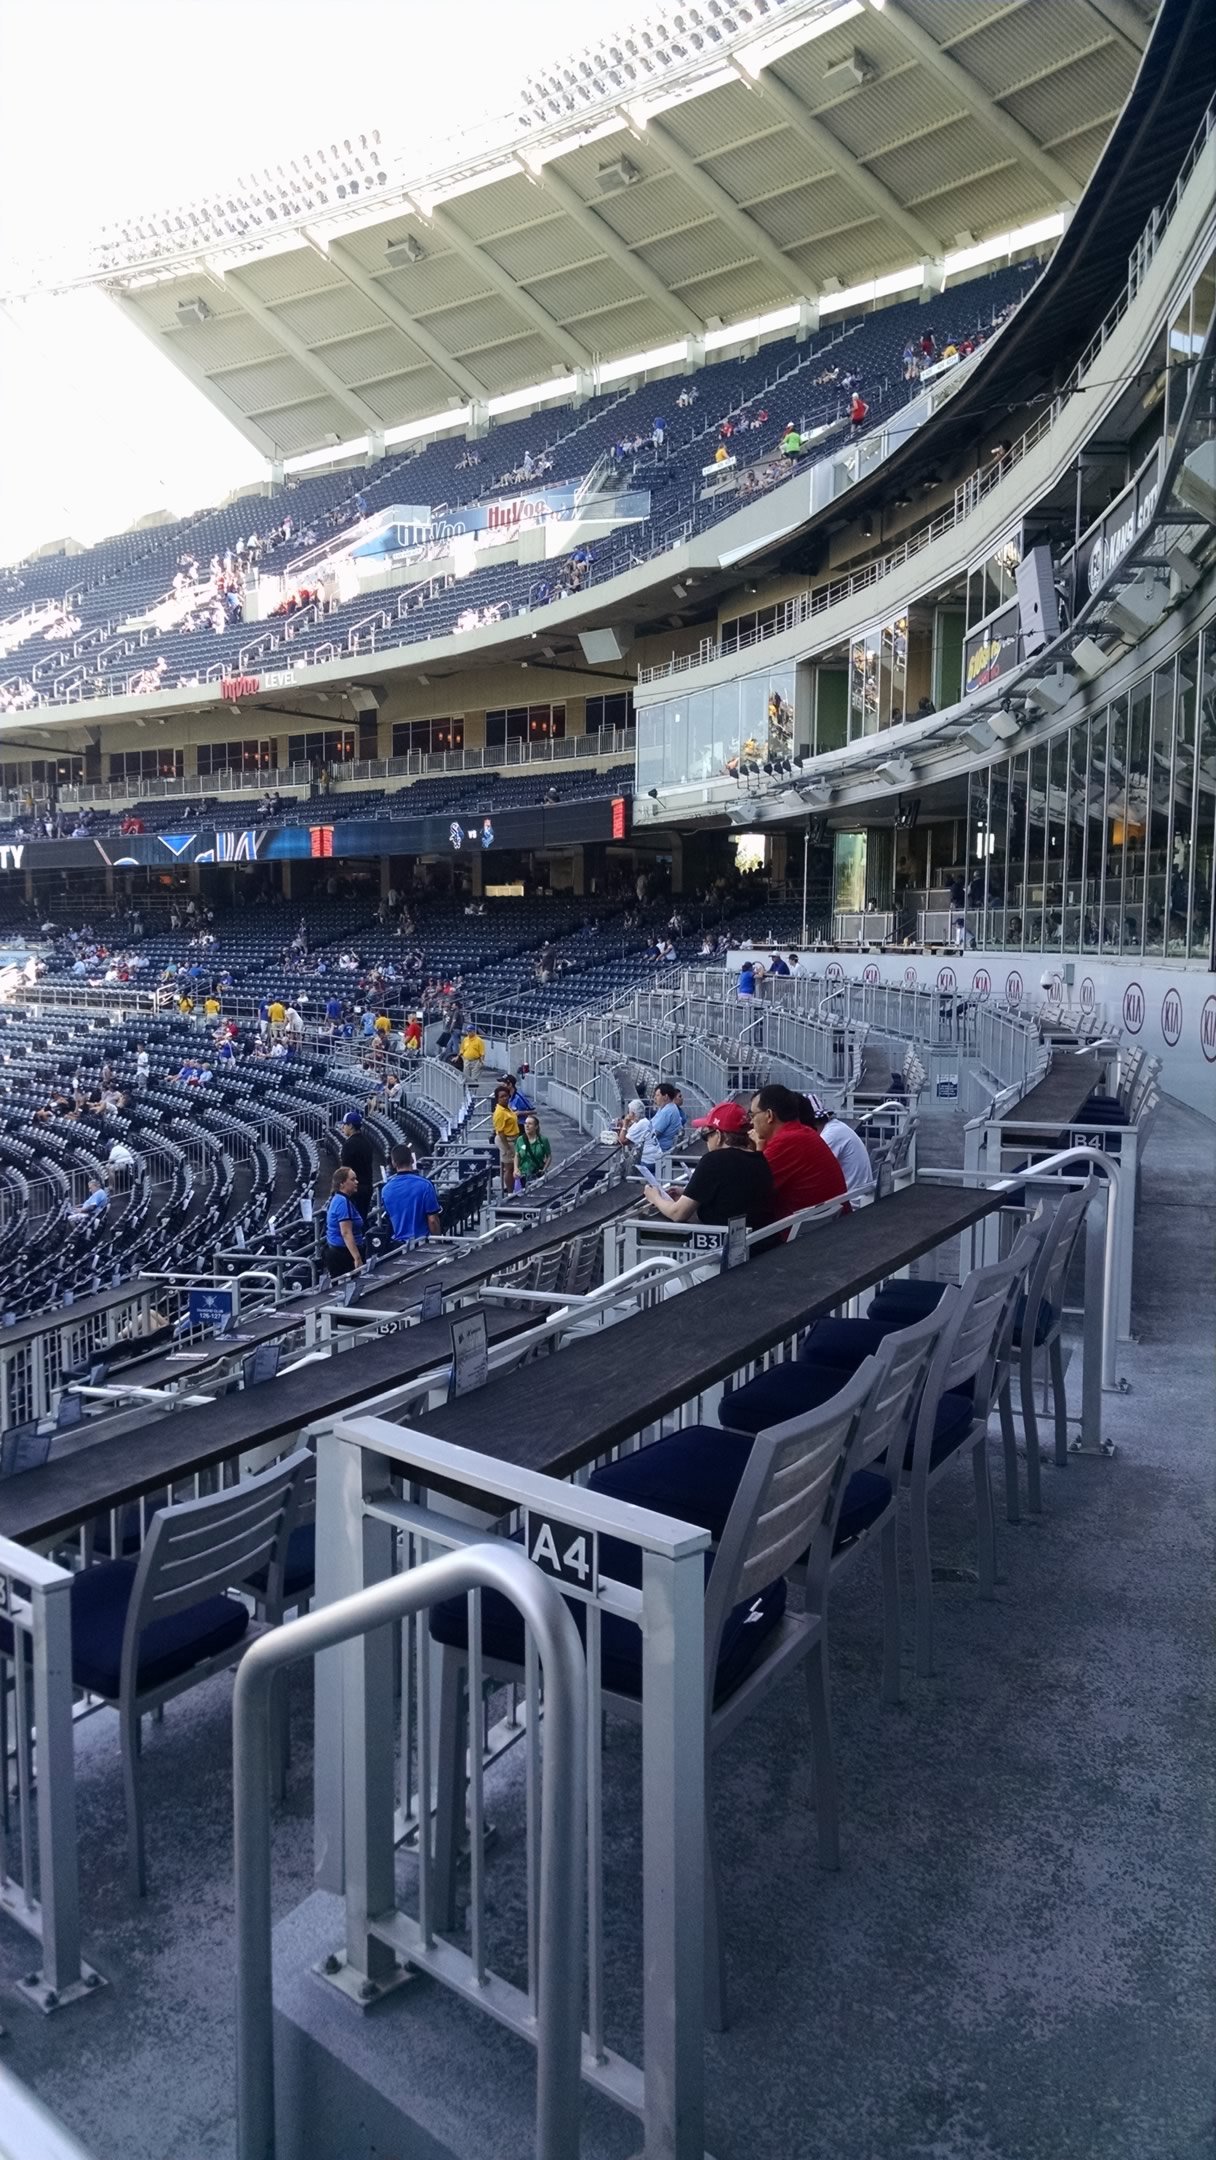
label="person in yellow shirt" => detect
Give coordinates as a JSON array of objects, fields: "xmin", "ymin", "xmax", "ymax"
[
  {"xmin": 373, "ymin": 1012, "xmax": 391, "ymax": 1037},
  {"xmin": 177, "ymin": 993, "xmax": 194, "ymax": 1018},
  {"xmin": 459, "ymin": 1027, "xmax": 485, "ymax": 1088},
  {"xmin": 204, "ymin": 994, "xmax": 221, "ymax": 1022},
  {"xmin": 491, "ymin": 1084, "xmax": 520, "ymax": 1196},
  {"xmin": 268, "ymin": 997, "xmax": 287, "ymax": 1041}
]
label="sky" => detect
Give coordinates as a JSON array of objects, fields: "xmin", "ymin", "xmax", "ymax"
[{"xmin": 0, "ymin": 0, "xmax": 610, "ymax": 565}]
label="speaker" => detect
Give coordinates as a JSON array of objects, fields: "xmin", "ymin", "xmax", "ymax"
[
  {"xmin": 578, "ymin": 628, "xmax": 628, "ymax": 664},
  {"xmin": 1070, "ymin": 637, "xmax": 1108, "ymax": 680},
  {"xmin": 1015, "ymin": 544, "xmax": 1060, "ymax": 654}
]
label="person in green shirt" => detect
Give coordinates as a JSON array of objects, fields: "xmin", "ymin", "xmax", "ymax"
[{"xmin": 515, "ymin": 1112, "xmax": 552, "ymax": 1185}]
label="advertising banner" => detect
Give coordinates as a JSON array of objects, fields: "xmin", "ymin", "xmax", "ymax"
[{"xmin": 963, "ymin": 601, "xmax": 1021, "ymax": 696}]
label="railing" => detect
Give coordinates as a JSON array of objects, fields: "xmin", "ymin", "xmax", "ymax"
[
  {"xmin": 56, "ymin": 731, "xmax": 635, "ymax": 810},
  {"xmin": 0, "ymin": 1536, "xmax": 103, "ymax": 2012},
  {"xmin": 310, "ymin": 1414, "xmax": 712, "ymax": 2157},
  {"xmin": 234, "ymin": 1541, "xmax": 587, "ymax": 2160},
  {"xmin": 635, "ymin": 92, "xmax": 1216, "ymax": 688}
]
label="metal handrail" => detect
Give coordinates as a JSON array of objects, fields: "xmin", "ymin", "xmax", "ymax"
[{"xmin": 233, "ymin": 1542, "xmax": 586, "ymax": 2160}]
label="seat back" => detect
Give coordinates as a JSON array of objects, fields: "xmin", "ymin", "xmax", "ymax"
[
  {"xmin": 120, "ymin": 1448, "xmax": 310, "ymax": 1699},
  {"xmin": 242, "ymin": 1342, "xmax": 282, "ymax": 1389},
  {"xmin": 704, "ymin": 1362, "xmax": 871, "ymax": 1684},
  {"xmin": 852, "ymin": 1294, "xmax": 960, "ymax": 1481},
  {"xmin": 1022, "ymin": 1183, "xmax": 1090, "ymax": 1347},
  {"xmin": 55, "ymin": 1392, "xmax": 85, "ymax": 1430},
  {"xmin": 912, "ymin": 1235, "xmax": 1034, "ymax": 1467},
  {"xmin": 0, "ymin": 1422, "xmax": 52, "ymax": 1479}
]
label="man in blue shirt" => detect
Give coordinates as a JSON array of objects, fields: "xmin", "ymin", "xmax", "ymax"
[
  {"xmin": 648, "ymin": 1081, "xmax": 685, "ymax": 1158},
  {"xmin": 380, "ymin": 1145, "xmax": 442, "ymax": 1244}
]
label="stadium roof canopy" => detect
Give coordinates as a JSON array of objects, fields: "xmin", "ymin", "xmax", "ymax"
[{"xmin": 8, "ymin": 0, "xmax": 1161, "ymax": 463}]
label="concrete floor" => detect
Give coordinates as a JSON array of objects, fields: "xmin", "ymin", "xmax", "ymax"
[{"xmin": 1, "ymin": 1099, "xmax": 1213, "ymax": 2160}]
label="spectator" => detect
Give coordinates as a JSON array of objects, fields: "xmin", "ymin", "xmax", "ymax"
[
  {"xmin": 325, "ymin": 1166, "xmax": 364, "ymax": 1278},
  {"xmin": 648, "ymin": 1080, "xmax": 684, "ymax": 1160},
  {"xmin": 267, "ymin": 995, "xmax": 286, "ymax": 1040},
  {"xmin": 515, "ymin": 1112, "xmax": 552, "ymax": 1186},
  {"xmin": 379, "ymin": 1144, "xmax": 441, "ymax": 1243},
  {"xmin": 737, "ymin": 959, "xmax": 757, "ymax": 1003},
  {"xmin": 643, "ymin": 1100, "xmax": 773, "ymax": 1228},
  {"xmin": 748, "ymin": 1086, "xmax": 847, "ymax": 1224},
  {"xmin": 338, "ymin": 1109, "xmax": 377, "ymax": 1224},
  {"xmin": 805, "ymin": 1094, "xmax": 875, "ymax": 1196},
  {"xmin": 491, "ymin": 1084, "xmax": 521, "ymax": 1197},
  {"xmin": 849, "ymin": 391, "xmax": 869, "ymax": 434},
  {"xmin": 780, "ymin": 424, "xmax": 803, "ymax": 458},
  {"xmin": 69, "ymin": 1174, "xmax": 109, "ymax": 1227},
  {"xmin": 621, "ymin": 1096, "xmax": 663, "ymax": 1181},
  {"xmin": 459, "ymin": 1024, "xmax": 486, "ymax": 1088},
  {"xmin": 403, "ymin": 1011, "xmax": 423, "ymax": 1054}
]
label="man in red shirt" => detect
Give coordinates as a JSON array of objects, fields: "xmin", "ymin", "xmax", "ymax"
[
  {"xmin": 850, "ymin": 391, "xmax": 869, "ymax": 433},
  {"xmin": 749, "ymin": 1085, "xmax": 847, "ymax": 1225}
]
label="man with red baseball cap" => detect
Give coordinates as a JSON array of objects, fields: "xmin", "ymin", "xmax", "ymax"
[{"xmin": 640, "ymin": 1100, "xmax": 773, "ymax": 1229}]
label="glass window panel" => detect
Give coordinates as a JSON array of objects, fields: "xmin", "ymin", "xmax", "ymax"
[
  {"xmin": 739, "ymin": 675, "xmax": 768, "ymax": 764},
  {"xmin": 635, "ymin": 700, "xmax": 666, "ymax": 796},
  {"xmin": 1103, "ymin": 694, "xmax": 1128, "ymax": 952},
  {"xmin": 1023, "ymin": 742, "xmax": 1048, "ymax": 951},
  {"xmin": 877, "ymin": 623, "xmax": 896, "ymax": 730},
  {"xmin": 1122, "ymin": 676, "xmax": 1152, "ymax": 956},
  {"xmin": 1064, "ymin": 723, "xmax": 1087, "ymax": 952},
  {"xmin": 712, "ymin": 681, "xmax": 740, "ymax": 779},
  {"xmin": 1194, "ymin": 631, "xmax": 1216, "ymax": 962},
  {"xmin": 686, "ymin": 689, "xmax": 714, "ymax": 786},
  {"xmin": 1006, "ymin": 752, "xmax": 1029, "ymax": 949},
  {"xmin": 1044, "ymin": 731, "xmax": 1069, "ymax": 951},
  {"xmin": 1143, "ymin": 662, "xmax": 1175, "ymax": 956},
  {"xmin": 766, "ymin": 668, "xmax": 794, "ymax": 762},
  {"xmin": 1082, "ymin": 714, "xmax": 1105, "ymax": 952},
  {"xmin": 987, "ymin": 758, "xmax": 1008, "ymax": 946},
  {"xmin": 967, "ymin": 766, "xmax": 991, "ymax": 943},
  {"xmin": 1165, "ymin": 644, "xmax": 1195, "ymax": 956},
  {"xmin": 833, "ymin": 832, "xmax": 867, "ymax": 915}
]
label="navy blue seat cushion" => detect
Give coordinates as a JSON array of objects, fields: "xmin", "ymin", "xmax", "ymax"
[
  {"xmin": 589, "ymin": 1425, "xmax": 890, "ymax": 1555},
  {"xmin": 718, "ymin": 1359, "xmax": 858, "ymax": 1435},
  {"xmin": 798, "ymin": 1316, "xmax": 901, "ymax": 1367},
  {"xmin": 67, "ymin": 1559, "xmax": 250, "ymax": 1699},
  {"xmin": 867, "ymin": 1280, "xmax": 948, "ymax": 1324},
  {"xmin": 430, "ymin": 1519, "xmax": 785, "ymax": 1709},
  {"xmin": 1080, "ymin": 1094, "xmax": 1129, "ymax": 1124}
]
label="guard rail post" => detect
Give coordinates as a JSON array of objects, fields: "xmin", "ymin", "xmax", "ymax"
[
  {"xmin": 235, "ymin": 1541, "xmax": 586, "ymax": 2160},
  {"xmin": 0, "ymin": 1537, "xmax": 104, "ymax": 2012}
]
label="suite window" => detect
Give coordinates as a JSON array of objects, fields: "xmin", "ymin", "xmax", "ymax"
[
  {"xmin": 392, "ymin": 718, "xmax": 464, "ymax": 756},
  {"xmin": 585, "ymin": 693, "xmax": 634, "ymax": 734},
  {"xmin": 195, "ymin": 740, "xmax": 273, "ymax": 776},
  {"xmin": 108, "ymin": 749, "xmax": 184, "ymax": 781},
  {"xmin": 286, "ymin": 731, "xmax": 354, "ymax": 767},
  {"xmin": 484, "ymin": 703, "xmax": 566, "ymax": 747}
]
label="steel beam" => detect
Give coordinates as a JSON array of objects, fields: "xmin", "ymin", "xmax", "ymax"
[
  {"xmin": 863, "ymin": 0, "xmax": 1079, "ymax": 206},
  {"xmin": 739, "ymin": 59, "xmax": 942, "ymax": 262},
  {"xmin": 210, "ymin": 262, "xmax": 386, "ymax": 436},
  {"xmin": 420, "ymin": 202, "xmax": 594, "ymax": 370},
  {"xmin": 643, "ymin": 112, "xmax": 816, "ymax": 299},
  {"xmin": 305, "ymin": 229, "xmax": 490, "ymax": 404},
  {"xmin": 530, "ymin": 162, "xmax": 704, "ymax": 336}
]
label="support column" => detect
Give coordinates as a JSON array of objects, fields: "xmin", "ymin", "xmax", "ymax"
[
  {"xmin": 570, "ymin": 844, "xmax": 586, "ymax": 897},
  {"xmin": 470, "ymin": 849, "xmax": 484, "ymax": 897},
  {"xmin": 281, "ymin": 861, "xmax": 293, "ymax": 901}
]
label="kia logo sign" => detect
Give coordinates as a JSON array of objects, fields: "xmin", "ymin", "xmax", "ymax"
[
  {"xmin": 937, "ymin": 964, "xmax": 956, "ymax": 992},
  {"xmin": 1079, "ymin": 976, "xmax": 1096, "ymax": 1010},
  {"xmin": 904, "ymin": 966, "xmax": 918, "ymax": 988},
  {"xmin": 1160, "ymin": 988, "xmax": 1183, "ymax": 1047},
  {"xmin": 1122, "ymin": 981, "xmax": 1145, "ymax": 1035},
  {"xmin": 1200, "ymin": 995, "xmax": 1216, "ymax": 1064},
  {"xmin": 825, "ymin": 960, "xmax": 844, "ymax": 983},
  {"xmin": 1005, "ymin": 969, "xmax": 1023, "ymax": 1005},
  {"xmin": 971, "ymin": 968, "xmax": 991, "ymax": 1000},
  {"xmin": 862, "ymin": 963, "xmax": 880, "ymax": 985}
]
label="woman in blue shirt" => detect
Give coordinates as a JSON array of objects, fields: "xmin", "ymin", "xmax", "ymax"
[{"xmin": 325, "ymin": 1166, "xmax": 364, "ymax": 1278}]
